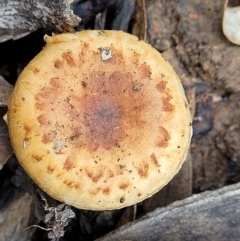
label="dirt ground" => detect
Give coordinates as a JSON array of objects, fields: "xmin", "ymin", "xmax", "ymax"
[{"xmin": 1, "ymin": 0, "xmax": 240, "ymax": 240}]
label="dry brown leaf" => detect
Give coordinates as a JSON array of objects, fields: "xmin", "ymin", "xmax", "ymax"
[
  {"xmin": 0, "ymin": 107, "xmax": 12, "ymax": 170},
  {"xmin": 0, "ymin": 76, "xmax": 13, "ymax": 169},
  {"xmin": 0, "ymin": 191, "xmax": 33, "ymax": 241}
]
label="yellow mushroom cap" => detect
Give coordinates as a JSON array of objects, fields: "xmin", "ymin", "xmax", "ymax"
[{"xmin": 7, "ymin": 30, "xmax": 192, "ymax": 210}]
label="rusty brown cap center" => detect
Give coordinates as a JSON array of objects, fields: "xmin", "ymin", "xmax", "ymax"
[{"xmin": 81, "ymin": 94, "xmax": 124, "ymax": 151}]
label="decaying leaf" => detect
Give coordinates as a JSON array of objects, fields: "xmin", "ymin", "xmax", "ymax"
[
  {"xmin": 222, "ymin": 0, "xmax": 240, "ymax": 45},
  {"xmin": 0, "ymin": 189, "xmax": 33, "ymax": 241},
  {"xmin": 0, "ymin": 76, "xmax": 12, "ymax": 169},
  {"xmin": 0, "ymin": 107, "xmax": 12, "ymax": 170},
  {"xmin": 0, "ymin": 76, "xmax": 13, "ymax": 107}
]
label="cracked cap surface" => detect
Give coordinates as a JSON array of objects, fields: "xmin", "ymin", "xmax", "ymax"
[{"xmin": 7, "ymin": 30, "xmax": 192, "ymax": 210}]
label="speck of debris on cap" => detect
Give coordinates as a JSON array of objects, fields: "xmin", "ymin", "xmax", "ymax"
[
  {"xmin": 120, "ymin": 196, "xmax": 125, "ymax": 203},
  {"xmin": 99, "ymin": 47, "xmax": 112, "ymax": 61},
  {"xmin": 23, "ymin": 140, "xmax": 27, "ymax": 149},
  {"xmin": 54, "ymin": 138, "xmax": 63, "ymax": 153},
  {"xmin": 133, "ymin": 83, "xmax": 143, "ymax": 91}
]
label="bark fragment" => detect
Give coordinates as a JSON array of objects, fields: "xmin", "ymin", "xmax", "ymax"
[
  {"xmin": 0, "ymin": 0, "xmax": 80, "ymax": 42},
  {"xmin": 97, "ymin": 183, "xmax": 240, "ymax": 241}
]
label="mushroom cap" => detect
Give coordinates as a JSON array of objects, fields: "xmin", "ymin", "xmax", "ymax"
[{"xmin": 7, "ymin": 30, "xmax": 192, "ymax": 210}]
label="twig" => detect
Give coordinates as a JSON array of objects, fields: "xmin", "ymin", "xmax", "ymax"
[{"xmin": 142, "ymin": 0, "xmax": 148, "ymax": 42}]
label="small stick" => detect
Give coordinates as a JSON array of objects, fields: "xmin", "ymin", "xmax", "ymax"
[{"xmin": 142, "ymin": 0, "xmax": 148, "ymax": 42}]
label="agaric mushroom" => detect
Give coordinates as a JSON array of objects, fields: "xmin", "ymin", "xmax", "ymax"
[{"xmin": 6, "ymin": 30, "xmax": 192, "ymax": 210}]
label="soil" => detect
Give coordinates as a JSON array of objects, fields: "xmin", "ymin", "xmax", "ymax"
[{"xmin": 1, "ymin": 0, "xmax": 240, "ymax": 240}]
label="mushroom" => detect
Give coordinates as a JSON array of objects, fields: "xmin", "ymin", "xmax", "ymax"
[{"xmin": 6, "ymin": 30, "xmax": 192, "ymax": 210}]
